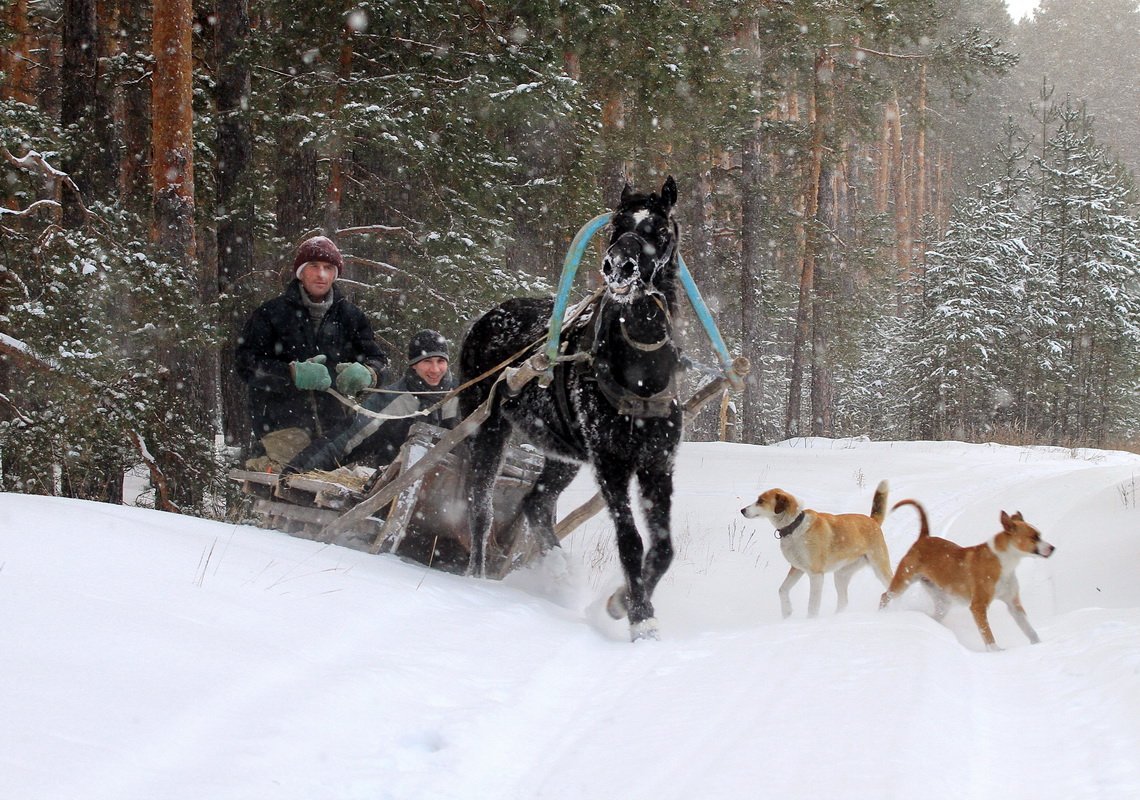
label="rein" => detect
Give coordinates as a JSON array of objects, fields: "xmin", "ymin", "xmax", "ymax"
[
  {"xmin": 325, "ymin": 337, "xmax": 545, "ymax": 424},
  {"xmin": 326, "ymin": 289, "xmax": 604, "ymax": 424}
]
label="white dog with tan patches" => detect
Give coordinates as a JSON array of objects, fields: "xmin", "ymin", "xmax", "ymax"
[
  {"xmin": 880, "ymin": 499, "xmax": 1055, "ymax": 650},
  {"xmin": 740, "ymin": 481, "xmax": 893, "ymax": 619}
]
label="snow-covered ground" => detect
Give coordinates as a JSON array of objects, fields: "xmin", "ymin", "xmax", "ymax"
[{"xmin": 3, "ymin": 437, "xmax": 1139, "ymax": 799}]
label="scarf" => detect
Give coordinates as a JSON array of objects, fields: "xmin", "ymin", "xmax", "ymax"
[{"xmin": 301, "ymin": 288, "xmax": 334, "ymax": 326}]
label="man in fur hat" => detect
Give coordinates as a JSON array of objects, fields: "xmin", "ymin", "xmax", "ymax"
[
  {"xmin": 282, "ymin": 329, "xmax": 460, "ymax": 475},
  {"xmin": 235, "ymin": 235, "xmax": 390, "ymax": 468}
]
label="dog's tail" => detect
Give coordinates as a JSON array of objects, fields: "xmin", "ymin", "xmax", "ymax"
[
  {"xmin": 891, "ymin": 498, "xmax": 930, "ymax": 538},
  {"xmin": 870, "ymin": 480, "xmax": 890, "ymax": 524}
]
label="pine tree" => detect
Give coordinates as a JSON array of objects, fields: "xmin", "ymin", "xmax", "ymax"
[
  {"xmin": 886, "ymin": 106, "xmax": 1140, "ymax": 447},
  {"xmin": 907, "ymin": 167, "xmax": 1032, "ymax": 440},
  {"xmin": 1032, "ymin": 101, "xmax": 1140, "ymax": 444},
  {"xmin": 1011, "ymin": 0, "xmax": 1140, "ymax": 177}
]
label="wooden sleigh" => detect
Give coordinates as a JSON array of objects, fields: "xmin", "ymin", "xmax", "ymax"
[{"xmin": 230, "ymin": 422, "xmax": 549, "ymax": 578}]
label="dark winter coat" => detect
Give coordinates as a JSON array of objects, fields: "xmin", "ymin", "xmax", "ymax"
[
  {"xmin": 235, "ymin": 280, "xmax": 389, "ymax": 439},
  {"xmin": 285, "ymin": 369, "xmax": 460, "ymax": 473}
]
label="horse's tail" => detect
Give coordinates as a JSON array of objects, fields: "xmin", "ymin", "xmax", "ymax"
[
  {"xmin": 870, "ymin": 480, "xmax": 889, "ymax": 524},
  {"xmin": 891, "ymin": 498, "xmax": 931, "ymax": 538}
]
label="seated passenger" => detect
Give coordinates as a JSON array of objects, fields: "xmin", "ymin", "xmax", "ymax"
[
  {"xmin": 235, "ymin": 235, "xmax": 389, "ymax": 467},
  {"xmin": 282, "ymin": 329, "xmax": 460, "ymax": 475}
]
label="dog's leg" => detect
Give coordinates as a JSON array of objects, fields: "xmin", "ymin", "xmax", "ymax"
[
  {"xmin": 870, "ymin": 542, "xmax": 893, "ymax": 587},
  {"xmin": 807, "ymin": 572, "xmax": 825, "ymax": 618},
  {"xmin": 923, "ymin": 582, "xmax": 950, "ymax": 621},
  {"xmin": 778, "ymin": 567, "xmax": 803, "ymax": 619},
  {"xmin": 1005, "ymin": 595, "xmax": 1041, "ymax": 644},
  {"xmin": 833, "ymin": 561, "xmax": 863, "ymax": 613},
  {"xmin": 879, "ymin": 555, "xmax": 920, "ymax": 610},
  {"xmin": 970, "ymin": 598, "xmax": 1000, "ymax": 651}
]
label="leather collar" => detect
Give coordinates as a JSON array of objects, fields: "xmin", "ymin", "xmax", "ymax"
[{"xmin": 775, "ymin": 512, "xmax": 806, "ymax": 539}]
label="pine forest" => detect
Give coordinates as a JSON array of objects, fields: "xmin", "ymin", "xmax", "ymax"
[{"xmin": 2, "ymin": 0, "xmax": 1139, "ymax": 513}]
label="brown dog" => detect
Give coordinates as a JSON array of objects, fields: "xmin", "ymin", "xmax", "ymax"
[
  {"xmin": 880, "ymin": 499, "xmax": 1055, "ymax": 650},
  {"xmin": 740, "ymin": 481, "xmax": 892, "ymax": 618}
]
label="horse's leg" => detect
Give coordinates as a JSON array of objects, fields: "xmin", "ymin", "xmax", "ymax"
[
  {"xmin": 522, "ymin": 458, "xmax": 581, "ymax": 552},
  {"xmin": 464, "ymin": 414, "xmax": 511, "ymax": 578},
  {"xmin": 604, "ymin": 463, "xmax": 674, "ymax": 640},
  {"xmin": 595, "ymin": 459, "xmax": 658, "ymax": 638},
  {"xmin": 634, "ymin": 462, "xmax": 675, "ymax": 603}
]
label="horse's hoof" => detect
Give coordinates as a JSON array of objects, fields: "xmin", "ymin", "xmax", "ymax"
[
  {"xmin": 605, "ymin": 588, "xmax": 629, "ymax": 620},
  {"xmin": 629, "ymin": 618, "xmax": 660, "ymax": 642}
]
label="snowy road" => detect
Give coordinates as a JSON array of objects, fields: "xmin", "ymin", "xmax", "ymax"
[{"xmin": 2, "ymin": 438, "xmax": 1139, "ymax": 799}]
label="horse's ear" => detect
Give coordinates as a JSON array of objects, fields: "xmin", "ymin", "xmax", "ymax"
[{"xmin": 661, "ymin": 175, "xmax": 677, "ymax": 209}]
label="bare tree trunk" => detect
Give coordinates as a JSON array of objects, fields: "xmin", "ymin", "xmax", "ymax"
[
  {"xmin": 56, "ymin": 0, "xmax": 122, "ymax": 501},
  {"xmin": 688, "ymin": 138, "xmax": 713, "ymax": 272},
  {"xmin": 1, "ymin": 0, "xmax": 34, "ymax": 103},
  {"xmin": 934, "ymin": 143, "xmax": 946, "ymax": 233},
  {"xmin": 39, "ymin": 27, "xmax": 61, "ymax": 119},
  {"xmin": 276, "ymin": 88, "xmax": 319, "ymax": 244},
  {"xmin": 736, "ymin": 17, "xmax": 767, "ymax": 444},
  {"xmin": 153, "ymin": 0, "xmax": 207, "ymax": 508},
  {"xmin": 118, "ymin": 0, "xmax": 151, "ymax": 212},
  {"xmin": 914, "ymin": 64, "xmax": 927, "ymax": 276},
  {"xmin": 152, "ymin": 0, "xmax": 195, "ymax": 262},
  {"xmin": 890, "ymin": 90, "xmax": 912, "ymax": 309},
  {"xmin": 60, "ymin": 0, "xmax": 99, "ymax": 226},
  {"xmin": 740, "ymin": 127, "xmax": 767, "ymax": 444},
  {"xmin": 325, "ymin": 23, "xmax": 355, "ymax": 237},
  {"xmin": 215, "ymin": 0, "xmax": 254, "ymax": 451},
  {"xmin": 94, "ymin": 0, "xmax": 120, "ymax": 193},
  {"xmin": 808, "ymin": 50, "xmax": 838, "ymax": 439},
  {"xmin": 786, "ymin": 51, "xmax": 829, "ymax": 439},
  {"xmin": 810, "ymin": 164, "xmax": 835, "ymax": 437},
  {"xmin": 875, "ymin": 104, "xmax": 891, "ymax": 214},
  {"xmin": 599, "ymin": 92, "xmax": 628, "ymax": 204}
]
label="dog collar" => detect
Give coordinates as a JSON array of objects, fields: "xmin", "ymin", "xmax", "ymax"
[{"xmin": 775, "ymin": 512, "xmax": 805, "ymax": 539}]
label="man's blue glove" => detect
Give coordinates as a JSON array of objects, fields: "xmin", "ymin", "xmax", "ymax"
[
  {"xmin": 290, "ymin": 355, "xmax": 331, "ymax": 391},
  {"xmin": 335, "ymin": 361, "xmax": 375, "ymax": 396}
]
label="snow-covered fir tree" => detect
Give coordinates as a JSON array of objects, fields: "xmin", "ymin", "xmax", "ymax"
[
  {"xmin": 1031, "ymin": 102, "xmax": 1140, "ymax": 444},
  {"xmin": 885, "ymin": 108, "xmax": 1140, "ymax": 445}
]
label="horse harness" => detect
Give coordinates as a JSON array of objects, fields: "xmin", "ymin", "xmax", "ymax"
[{"xmin": 552, "ymin": 290, "xmax": 680, "ymax": 422}]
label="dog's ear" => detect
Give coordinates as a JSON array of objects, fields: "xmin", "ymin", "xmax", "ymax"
[
  {"xmin": 1000, "ymin": 510, "xmax": 1017, "ymax": 528},
  {"xmin": 774, "ymin": 492, "xmax": 788, "ymax": 516}
]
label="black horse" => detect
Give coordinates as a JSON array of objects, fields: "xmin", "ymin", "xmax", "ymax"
[{"xmin": 459, "ymin": 176, "xmax": 683, "ymax": 640}]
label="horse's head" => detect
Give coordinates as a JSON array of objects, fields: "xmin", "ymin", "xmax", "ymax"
[{"xmin": 602, "ymin": 176, "xmax": 678, "ymax": 304}]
